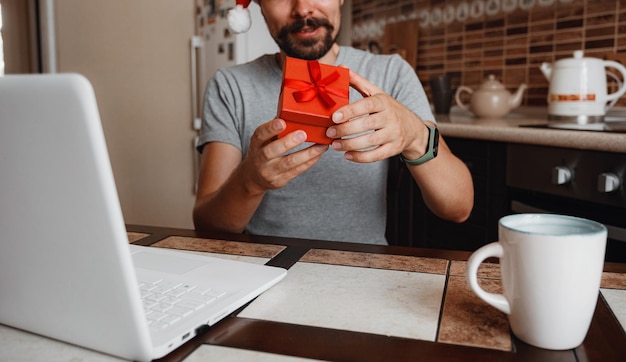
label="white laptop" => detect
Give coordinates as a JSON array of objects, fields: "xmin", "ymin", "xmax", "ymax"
[{"xmin": 0, "ymin": 73, "xmax": 287, "ymax": 361}]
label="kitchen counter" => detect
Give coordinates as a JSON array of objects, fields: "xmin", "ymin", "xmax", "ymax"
[
  {"xmin": 436, "ymin": 107, "xmax": 626, "ymax": 153},
  {"xmin": 2, "ymin": 225, "xmax": 625, "ymax": 361}
]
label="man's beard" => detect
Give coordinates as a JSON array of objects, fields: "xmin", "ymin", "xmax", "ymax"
[{"xmin": 275, "ymin": 17, "xmax": 336, "ymax": 60}]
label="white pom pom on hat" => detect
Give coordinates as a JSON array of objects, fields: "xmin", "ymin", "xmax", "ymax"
[{"xmin": 227, "ymin": 0, "xmax": 256, "ymax": 34}]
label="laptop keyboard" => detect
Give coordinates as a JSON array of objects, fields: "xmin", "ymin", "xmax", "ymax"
[{"xmin": 138, "ymin": 277, "xmax": 227, "ymax": 332}]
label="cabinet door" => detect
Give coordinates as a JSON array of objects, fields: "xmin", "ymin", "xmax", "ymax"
[{"xmin": 386, "ymin": 138, "xmax": 509, "ymax": 251}]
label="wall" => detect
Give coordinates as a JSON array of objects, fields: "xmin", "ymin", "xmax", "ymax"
[
  {"xmin": 52, "ymin": 0, "xmax": 198, "ymax": 229},
  {"xmin": 351, "ymin": 0, "xmax": 626, "ymax": 107},
  {"xmin": 0, "ymin": 0, "xmax": 38, "ymax": 74}
]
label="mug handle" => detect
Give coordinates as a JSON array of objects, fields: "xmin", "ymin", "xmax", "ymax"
[{"xmin": 466, "ymin": 242, "xmax": 511, "ymax": 315}]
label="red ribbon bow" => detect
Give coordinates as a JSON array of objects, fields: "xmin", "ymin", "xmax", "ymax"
[{"xmin": 284, "ymin": 60, "xmax": 348, "ymax": 108}]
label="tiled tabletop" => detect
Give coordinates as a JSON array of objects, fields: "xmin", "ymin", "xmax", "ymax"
[
  {"xmin": 184, "ymin": 345, "xmax": 320, "ymax": 361},
  {"xmin": 2, "ymin": 229, "xmax": 625, "ymax": 361},
  {"xmin": 170, "ymin": 238, "xmax": 624, "ymax": 356},
  {"xmin": 179, "ymin": 238, "xmax": 626, "ymax": 356},
  {"xmin": 239, "ymin": 261, "xmax": 446, "ymax": 341}
]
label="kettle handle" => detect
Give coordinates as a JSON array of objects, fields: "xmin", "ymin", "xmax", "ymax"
[
  {"xmin": 455, "ymin": 86, "xmax": 473, "ymax": 111},
  {"xmin": 604, "ymin": 60, "xmax": 626, "ymax": 102},
  {"xmin": 606, "ymin": 71, "xmax": 622, "ymax": 110}
]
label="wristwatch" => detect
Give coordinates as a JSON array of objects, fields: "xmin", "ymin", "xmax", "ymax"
[{"xmin": 399, "ymin": 124, "xmax": 439, "ymax": 166}]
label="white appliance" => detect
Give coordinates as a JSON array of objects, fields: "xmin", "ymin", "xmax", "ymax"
[
  {"xmin": 191, "ymin": 0, "xmax": 279, "ymax": 136},
  {"xmin": 195, "ymin": 1, "xmax": 277, "ymax": 84},
  {"xmin": 191, "ymin": 1, "xmax": 278, "ymax": 183},
  {"xmin": 540, "ymin": 50, "xmax": 626, "ymax": 124}
]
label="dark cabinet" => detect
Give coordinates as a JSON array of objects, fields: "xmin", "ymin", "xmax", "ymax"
[{"xmin": 386, "ymin": 137, "xmax": 509, "ymax": 252}]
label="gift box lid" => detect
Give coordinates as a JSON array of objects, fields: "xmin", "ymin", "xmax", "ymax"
[{"xmin": 277, "ymin": 56, "xmax": 349, "ymax": 128}]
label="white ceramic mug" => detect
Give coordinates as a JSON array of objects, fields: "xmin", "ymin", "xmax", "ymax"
[{"xmin": 466, "ymin": 214, "xmax": 607, "ymax": 350}]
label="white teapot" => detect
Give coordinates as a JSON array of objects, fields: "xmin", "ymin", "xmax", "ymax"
[
  {"xmin": 540, "ymin": 50, "xmax": 626, "ymax": 123},
  {"xmin": 455, "ymin": 75, "xmax": 527, "ymax": 118}
]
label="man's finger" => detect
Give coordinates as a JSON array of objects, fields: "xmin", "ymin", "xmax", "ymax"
[{"xmin": 348, "ymin": 69, "xmax": 383, "ymax": 98}]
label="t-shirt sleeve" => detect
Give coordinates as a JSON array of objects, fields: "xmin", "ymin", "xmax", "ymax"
[
  {"xmin": 385, "ymin": 55, "xmax": 436, "ymax": 123},
  {"xmin": 196, "ymin": 70, "xmax": 243, "ymax": 153}
]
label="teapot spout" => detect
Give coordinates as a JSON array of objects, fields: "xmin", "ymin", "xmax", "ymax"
[
  {"xmin": 509, "ymin": 83, "xmax": 528, "ymax": 109},
  {"xmin": 540, "ymin": 62, "xmax": 552, "ymax": 80}
]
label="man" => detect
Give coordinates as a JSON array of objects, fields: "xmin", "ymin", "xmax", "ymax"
[{"xmin": 193, "ymin": 0, "xmax": 473, "ymax": 244}]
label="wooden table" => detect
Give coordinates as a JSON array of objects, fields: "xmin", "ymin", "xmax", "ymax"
[
  {"xmin": 2, "ymin": 225, "xmax": 624, "ymax": 361},
  {"xmin": 124, "ymin": 225, "xmax": 626, "ymax": 362}
]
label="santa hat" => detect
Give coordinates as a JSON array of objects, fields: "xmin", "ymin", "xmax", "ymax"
[{"xmin": 227, "ymin": 0, "xmax": 255, "ymax": 34}]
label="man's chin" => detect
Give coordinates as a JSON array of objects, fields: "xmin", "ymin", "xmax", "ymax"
[
  {"xmin": 281, "ymin": 37, "xmax": 334, "ymax": 60},
  {"xmin": 283, "ymin": 48, "xmax": 327, "ymax": 60}
]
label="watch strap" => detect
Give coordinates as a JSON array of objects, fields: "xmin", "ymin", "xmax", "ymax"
[{"xmin": 399, "ymin": 124, "xmax": 439, "ymax": 166}]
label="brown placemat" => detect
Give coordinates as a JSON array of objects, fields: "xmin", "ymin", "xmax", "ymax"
[
  {"xmin": 438, "ymin": 271, "xmax": 511, "ymax": 351},
  {"xmin": 300, "ymin": 249, "xmax": 449, "ymax": 274},
  {"xmin": 127, "ymin": 232, "xmax": 149, "ymax": 243},
  {"xmin": 153, "ymin": 236, "xmax": 285, "ymax": 258},
  {"xmin": 449, "ymin": 260, "xmax": 500, "ymax": 279},
  {"xmin": 601, "ymin": 272, "xmax": 626, "ymax": 290}
]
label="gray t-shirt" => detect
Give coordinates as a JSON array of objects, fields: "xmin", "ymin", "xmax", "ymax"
[{"xmin": 198, "ymin": 46, "xmax": 434, "ymax": 244}]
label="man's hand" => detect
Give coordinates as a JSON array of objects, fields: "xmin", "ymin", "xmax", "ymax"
[
  {"xmin": 325, "ymin": 69, "xmax": 429, "ymax": 163},
  {"xmin": 240, "ymin": 118, "xmax": 330, "ymax": 195},
  {"xmin": 193, "ymin": 118, "xmax": 329, "ymax": 233},
  {"xmin": 323, "ymin": 68, "xmax": 473, "ymax": 223}
]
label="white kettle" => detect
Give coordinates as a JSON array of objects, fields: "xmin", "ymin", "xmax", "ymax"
[{"xmin": 540, "ymin": 50, "xmax": 626, "ymax": 123}]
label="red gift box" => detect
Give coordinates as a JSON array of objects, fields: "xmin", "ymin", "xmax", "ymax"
[{"xmin": 277, "ymin": 56, "xmax": 349, "ymax": 144}]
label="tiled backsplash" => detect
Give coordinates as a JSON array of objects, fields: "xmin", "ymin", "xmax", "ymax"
[{"xmin": 351, "ymin": 0, "xmax": 626, "ymax": 107}]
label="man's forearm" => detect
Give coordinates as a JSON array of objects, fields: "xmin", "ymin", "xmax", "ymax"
[
  {"xmin": 407, "ymin": 139, "xmax": 474, "ymax": 223},
  {"xmin": 193, "ymin": 168, "xmax": 266, "ymax": 233}
]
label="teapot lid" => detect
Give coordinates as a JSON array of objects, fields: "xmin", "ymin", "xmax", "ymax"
[
  {"xmin": 555, "ymin": 50, "xmax": 600, "ymax": 65},
  {"xmin": 478, "ymin": 74, "xmax": 505, "ymax": 91}
]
